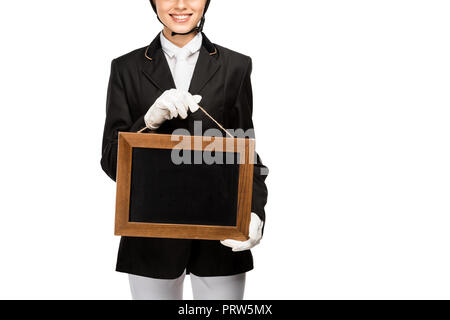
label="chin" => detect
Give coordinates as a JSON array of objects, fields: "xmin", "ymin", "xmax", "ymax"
[{"xmin": 170, "ymin": 27, "xmax": 194, "ymax": 34}]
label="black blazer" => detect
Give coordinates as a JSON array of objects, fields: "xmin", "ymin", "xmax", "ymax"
[{"xmin": 100, "ymin": 31, "xmax": 269, "ymax": 279}]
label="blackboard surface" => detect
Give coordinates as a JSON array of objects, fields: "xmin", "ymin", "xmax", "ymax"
[{"xmin": 129, "ymin": 147, "xmax": 240, "ymax": 226}]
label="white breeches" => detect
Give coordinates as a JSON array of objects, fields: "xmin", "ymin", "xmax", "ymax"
[{"xmin": 128, "ymin": 270, "xmax": 246, "ymax": 300}]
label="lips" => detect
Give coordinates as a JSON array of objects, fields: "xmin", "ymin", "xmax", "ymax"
[{"xmin": 170, "ymin": 14, "xmax": 192, "ymax": 23}]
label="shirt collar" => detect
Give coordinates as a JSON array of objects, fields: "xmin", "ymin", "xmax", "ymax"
[{"xmin": 160, "ymin": 31, "xmax": 203, "ymax": 58}]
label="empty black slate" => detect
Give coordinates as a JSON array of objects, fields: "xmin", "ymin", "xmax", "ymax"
[{"xmin": 129, "ymin": 147, "xmax": 240, "ymax": 226}]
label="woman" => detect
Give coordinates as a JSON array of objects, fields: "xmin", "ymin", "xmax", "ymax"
[{"xmin": 100, "ymin": 0, "xmax": 269, "ymax": 300}]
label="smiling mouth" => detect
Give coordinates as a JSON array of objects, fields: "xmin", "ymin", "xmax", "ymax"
[{"xmin": 170, "ymin": 14, "xmax": 193, "ymax": 23}]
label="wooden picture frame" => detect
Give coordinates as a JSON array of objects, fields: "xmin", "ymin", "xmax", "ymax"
[{"xmin": 114, "ymin": 132, "xmax": 255, "ymax": 241}]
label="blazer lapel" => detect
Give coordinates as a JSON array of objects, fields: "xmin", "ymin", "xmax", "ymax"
[
  {"xmin": 142, "ymin": 31, "xmax": 220, "ymax": 95},
  {"xmin": 142, "ymin": 32, "xmax": 176, "ymax": 92},
  {"xmin": 188, "ymin": 33, "xmax": 220, "ymax": 94}
]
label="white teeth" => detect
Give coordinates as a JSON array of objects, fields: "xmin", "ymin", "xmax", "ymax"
[{"xmin": 172, "ymin": 15, "xmax": 189, "ymax": 19}]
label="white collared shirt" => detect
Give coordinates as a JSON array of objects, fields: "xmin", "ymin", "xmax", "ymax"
[{"xmin": 160, "ymin": 31, "xmax": 203, "ymax": 91}]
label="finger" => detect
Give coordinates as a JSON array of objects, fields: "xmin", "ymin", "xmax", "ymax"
[
  {"xmin": 185, "ymin": 93, "xmax": 201, "ymax": 113},
  {"xmin": 248, "ymin": 213, "xmax": 264, "ymax": 240},
  {"xmin": 232, "ymin": 243, "xmax": 251, "ymax": 252},
  {"xmin": 173, "ymin": 97, "xmax": 188, "ymax": 119},
  {"xmin": 222, "ymin": 239, "xmax": 251, "ymax": 251},
  {"xmin": 152, "ymin": 101, "xmax": 171, "ymax": 120},
  {"xmin": 193, "ymin": 94, "xmax": 202, "ymax": 104},
  {"xmin": 163, "ymin": 96, "xmax": 178, "ymax": 119},
  {"xmin": 221, "ymin": 239, "xmax": 244, "ymax": 246},
  {"xmin": 220, "ymin": 239, "xmax": 243, "ymax": 249},
  {"xmin": 163, "ymin": 110, "xmax": 172, "ymax": 120},
  {"xmin": 220, "ymin": 240, "xmax": 235, "ymax": 249},
  {"xmin": 232, "ymin": 241, "xmax": 252, "ymax": 252}
]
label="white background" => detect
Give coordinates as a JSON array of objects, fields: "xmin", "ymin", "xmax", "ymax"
[{"xmin": 0, "ymin": 0, "xmax": 449, "ymax": 299}]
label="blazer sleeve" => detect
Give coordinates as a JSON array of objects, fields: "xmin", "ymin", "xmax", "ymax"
[
  {"xmin": 100, "ymin": 59, "xmax": 146, "ymax": 182},
  {"xmin": 232, "ymin": 57, "xmax": 269, "ymax": 231}
]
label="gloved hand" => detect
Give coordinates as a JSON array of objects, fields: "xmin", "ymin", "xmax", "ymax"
[
  {"xmin": 221, "ymin": 212, "xmax": 264, "ymax": 252},
  {"xmin": 144, "ymin": 88, "xmax": 202, "ymax": 130}
]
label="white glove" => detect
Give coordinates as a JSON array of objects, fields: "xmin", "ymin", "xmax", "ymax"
[
  {"xmin": 221, "ymin": 212, "xmax": 264, "ymax": 252},
  {"xmin": 144, "ymin": 89, "xmax": 202, "ymax": 130}
]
